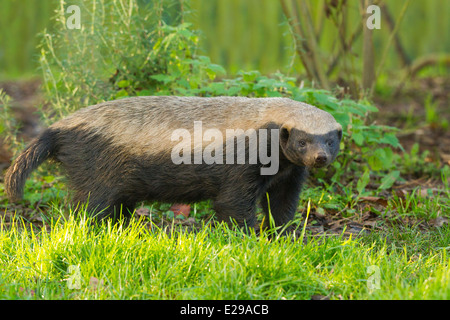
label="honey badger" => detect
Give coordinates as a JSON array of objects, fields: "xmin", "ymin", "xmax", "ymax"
[{"xmin": 5, "ymin": 96, "xmax": 342, "ymax": 229}]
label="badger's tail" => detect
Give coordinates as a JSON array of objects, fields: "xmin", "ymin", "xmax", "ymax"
[{"xmin": 4, "ymin": 129, "xmax": 58, "ymax": 202}]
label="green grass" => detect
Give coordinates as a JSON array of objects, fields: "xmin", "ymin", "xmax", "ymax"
[{"xmin": 1, "ymin": 208, "xmax": 450, "ymax": 300}]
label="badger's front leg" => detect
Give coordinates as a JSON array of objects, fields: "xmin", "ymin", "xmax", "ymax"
[
  {"xmin": 212, "ymin": 180, "xmax": 261, "ymax": 229},
  {"xmin": 260, "ymin": 165, "xmax": 307, "ymax": 230}
]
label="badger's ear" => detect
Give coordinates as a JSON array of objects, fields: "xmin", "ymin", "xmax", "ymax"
[
  {"xmin": 280, "ymin": 125, "xmax": 291, "ymax": 149},
  {"xmin": 336, "ymin": 124, "xmax": 343, "ymax": 141}
]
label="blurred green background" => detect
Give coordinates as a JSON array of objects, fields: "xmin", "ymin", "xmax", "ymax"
[{"xmin": 1, "ymin": 0, "xmax": 449, "ymax": 79}]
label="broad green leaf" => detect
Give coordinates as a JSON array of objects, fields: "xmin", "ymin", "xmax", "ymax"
[
  {"xmin": 352, "ymin": 131, "xmax": 364, "ymax": 146},
  {"xmin": 117, "ymin": 80, "xmax": 130, "ymax": 88},
  {"xmin": 241, "ymin": 70, "xmax": 260, "ymax": 82},
  {"xmin": 151, "ymin": 74, "xmax": 175, "ymax": 84},
  {"xmin": 44, "ymin": 175, "xmax": 55, "ymax": 183},
  {"xmin": 313, "ymin": 92, "xmax": 338, "ymax": 110},
  {"xmin": 378, "ymin": 170, "xmax": 400, "ymax": 190},
  {"xmin": 410, "ymin": 143, "xmax": 420, "ymax": 156},
  {"xmin": 380, "ymin": 133, "xmax": 401, "ymax": 148},
  {"xmin": 115, "ymin": 89, "xmax": 129, "ymax": 98},
  {"xmin": 368, "ymin": 148, "xmax": 386, "ymax": 171},
  {"xmin": 381, "ymin": 147, "xmax": 394, "ymax": 170},
  {"xmin": 266, "ymin": 90, "xmax": 283, "ymax": 97},
  {"xmin": 137, "ymin": 90, "xmax": 153, "ymax": 96},
  {"xmin": 332, "ymin": 112, "xmax": 350, "ymax": 128},
  {"xmin": 207, "ymin": 64, "xmax": 226, "ymax": 75},
  {"xmin": 357, "ymin": 169, "xmax": 371, "ymax": 195}
]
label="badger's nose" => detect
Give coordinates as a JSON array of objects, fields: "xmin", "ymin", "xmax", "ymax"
[{"xmin": 315, "ymin": 154, "xmax": 328, "ymax": 166}]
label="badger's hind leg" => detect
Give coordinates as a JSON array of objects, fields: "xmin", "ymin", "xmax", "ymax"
[
  {"xmin": 213, "ymin": 199, "xmax": 258, "ymax": 230},
  {"xmin": 71, "ymin": 189, "xmax": 136, "ymax": 223},
  {"xmin": 212, "ymin": 183, "xmax": 260, "ymax": 230},
  {"xmin": 56, "ymin": 127, "xmax": 137, "ymax": 223}
]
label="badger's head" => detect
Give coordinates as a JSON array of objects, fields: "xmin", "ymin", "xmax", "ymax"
[{"xmin": 279, "ymin": 110, "xmax": 342, "ymax": 168}]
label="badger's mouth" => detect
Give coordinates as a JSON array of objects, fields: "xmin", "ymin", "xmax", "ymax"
[
  {"xmin": 313, "ymin": 161, "xmax": 329, "ymax": 168},
  {"xmin": 300, "ymin": 153, "xmax": 331, "ymax": 169}
]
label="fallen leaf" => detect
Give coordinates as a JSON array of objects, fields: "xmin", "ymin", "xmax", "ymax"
[
  {"xmin": 170, "ymin": 204, "xmax": 191, "ymax": 218},
  {"xmin": 30, "ymin": 215, "xmax": 43, "ymax": 222},
  {"xmin": 420, "ymin": 189, "xmax": 428, "ymax": 198},
  {"xmin": 441, "ymin": 153, "xmax": 450, "ymax": 165},
  {"xmin": 19, "ymin": 287, "xmax": 35, "ymax": 297},
  {"xmin": 89, "ymin": 277, "xmax": 104, "ymax": 290},
  {"xmin": 429, "ymin": 217, "xmax": 449, "ymax": 228},
  {"xmin": 363, "ymin": 220, "xmax": 377, "ymax": 228},
  {"xmin": 359, "ymin": 196, "xmax": 388, "ymax": 207},
  {"xmin": 311, "ymin": 294, "xmax": 330, "ymax": 300},
  {"xmin": 175, "ymin": 217, "xmax": 197, "ymax": 226},
  {"xmin": 359, "ymin": 196, "xmax": 381, "ymax": 201},
  {"xmin": 136, "ymin": 207, "xmax": 150, "ymax": 216},
  {"xmin": 307, "ymin": 225, "xmax": 324, "ymax": 235}
]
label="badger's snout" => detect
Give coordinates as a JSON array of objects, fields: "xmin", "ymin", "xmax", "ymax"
[{"xmin": 314, "ymin": 153, "xmax": 328, "ymax": 167}]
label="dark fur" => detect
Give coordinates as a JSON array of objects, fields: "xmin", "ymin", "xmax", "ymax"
[{"xmin": 5, "ymin": 96, "xmax": 342, "ymax": 230}]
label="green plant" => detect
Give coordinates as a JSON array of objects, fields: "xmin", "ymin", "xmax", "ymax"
[
  {"xmin": 424, "ymin": 94, "xmax": 449, "ymax": 130},
  {"xmin": 399, "ymin": 143, "xmax": 443, "ymax": 177},
  {"xmin": 387, "ymin": 187, "xmax": 449, "ymax": 220},
  {"xmin": 22, "ymin": 174, "xmax": 68, "ymax": 207},
  {"xmin": 0, "ymin": 90, "xmax": 21, "ymax": 151},
  {"xmin": 111, "ymin": 22, "xmax": 226, "ymax": 98},
  {"xmin": 39, "ymin": 0, "xmax": 218, "ymax": 123}
]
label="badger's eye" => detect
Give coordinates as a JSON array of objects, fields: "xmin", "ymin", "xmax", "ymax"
[
  {"xmin": 298, "ymin": 140, "xmax": 306, "ymax": 148},
  {"xmin": 327, "ymin": 140, "xmax": 333, "ymax": 147}
]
